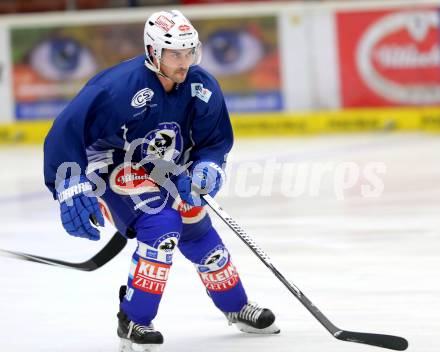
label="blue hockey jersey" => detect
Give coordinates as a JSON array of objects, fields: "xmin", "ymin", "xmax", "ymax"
[{"xmin": 43, "ymin": 54, "xmax": 233, "ymax": 198}]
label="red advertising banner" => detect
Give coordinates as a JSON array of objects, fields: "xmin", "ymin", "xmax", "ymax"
[{"xmin": 337, "ymin": 8, "xmax": 440, "ymax": 107}]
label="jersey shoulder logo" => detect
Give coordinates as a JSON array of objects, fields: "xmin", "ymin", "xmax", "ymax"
[
  {"xmin": 131, "ymin": 88, "xmax": 154, "ymax": 108},
  {"xmin": 191, "ymin": 83, "xmax": 212, "ymax": 103}
]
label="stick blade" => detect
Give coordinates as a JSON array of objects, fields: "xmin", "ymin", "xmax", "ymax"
[
  {"xmin": 87, "ymin": 231, "xmax": 127, "ymax": 269},
  {"xmin": 0, "ymin": 248, "xmax": 98, "ymax": 271},
  {"xmin": 0, "ymin": 232, "xmax": 127, "ymax": 271},
  {"xmin": 335, "ymin": 330, "xmax": 408, "ymax": 351}
]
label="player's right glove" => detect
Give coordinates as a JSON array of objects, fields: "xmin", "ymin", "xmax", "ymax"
[
  {"xmin": 176, "ymin": 161, "xmax": 225, "ymax": 206},
  {"xmin": 56, "ymin": 175, "xmax": 104, "ymax": 241}
]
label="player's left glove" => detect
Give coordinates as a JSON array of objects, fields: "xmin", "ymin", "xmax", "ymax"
[{"xmin": 176, "ymin": 161, "xmax": 225, "ymax": 206}]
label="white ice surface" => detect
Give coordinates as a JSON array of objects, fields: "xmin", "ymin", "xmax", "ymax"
[{"xmin": 0, "ymin": 133, "xmax": 439, "ymax": 352}]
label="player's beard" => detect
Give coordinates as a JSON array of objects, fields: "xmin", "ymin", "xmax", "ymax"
[{"xmin": 171, "ymin": 68, "xmax": 188, "ymax": 83}]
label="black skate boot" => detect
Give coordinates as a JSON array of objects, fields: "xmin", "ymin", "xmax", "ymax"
[
  {"xmin": 117, "ymin": 309, "xmax": 163, "ymax": 352},
  {"xmin": 117, "ymin": 286, "xmax": 163, "ymax": 352},
  {"xmin": 225, "ymin": 301, "xmax": 280, "ymax": 334}
]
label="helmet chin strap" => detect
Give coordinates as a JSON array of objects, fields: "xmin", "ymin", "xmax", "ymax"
[{"xmin": 144, "ymin": 58, "xmax": 175, "ymax": 83}]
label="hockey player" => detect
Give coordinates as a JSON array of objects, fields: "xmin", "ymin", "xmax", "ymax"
[{"xmin": 44, "ymin": 10, "xmax": 279, "ymax": 352}]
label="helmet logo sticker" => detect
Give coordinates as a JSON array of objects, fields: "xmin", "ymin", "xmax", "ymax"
[
  {"xmin": 155, "ymin": 15, "xmax": 175, "ymax": 32},
  {"xmin": 178, "ymin": 24, "xmax": 191, "ymax": 32}
]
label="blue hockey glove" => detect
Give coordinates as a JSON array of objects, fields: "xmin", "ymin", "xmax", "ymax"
[
  {"xmin": 176, "ymin": 174, "xmax": 193, "ymax": 204},
  {"xmin": 176, "ymin": 161, "xmax": 225, "ymax": 206},
  {"xmin": 56, "ymin": 176, "xmax": 104, "ymax": 241}
]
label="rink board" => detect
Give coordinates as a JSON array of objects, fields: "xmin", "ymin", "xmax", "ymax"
[{"xmin": 0, "ymin": 107, "xmax": 440, "ymax": 144}]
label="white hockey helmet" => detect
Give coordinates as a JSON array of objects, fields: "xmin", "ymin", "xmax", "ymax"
[{"xmin": 144, "ymin": 10, "xmax": 201, "ymax": 74}]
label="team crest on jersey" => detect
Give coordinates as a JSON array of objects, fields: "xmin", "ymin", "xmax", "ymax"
[
  {"xmin": 141, "ymin": 122, "xmax": 183, "ymax": 162},
  {"xmin": 191, "ymin": 83, "xmax": 212, "ymax": 103},
  {"xmin": 131, "ymin": 88, "xmax": 154, "ymax": 108}
]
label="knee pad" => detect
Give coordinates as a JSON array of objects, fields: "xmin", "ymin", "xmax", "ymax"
[
  {"xmin": 135, "ymin": 232, "xmax": 179, "ymax": 266},
  {"xmin": 128, "ymin": 209, "xmax": 182, "ymax": 295},
  {"xmin": 135, "ymin": 208, "xmax": 182, "ymax": 245}
]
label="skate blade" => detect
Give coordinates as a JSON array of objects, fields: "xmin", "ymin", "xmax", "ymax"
[
  {"xmin": 119, "ymin": 339, "xmax": 161, "ymax": 352},
  {"xmin": 236, "ymin": 322, "xmax": 281, "ymax": 335}
]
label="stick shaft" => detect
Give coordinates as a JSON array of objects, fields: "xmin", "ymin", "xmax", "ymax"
[{"xmin": 203, "ymin": 195, "xmax": 408, "ymax": 351}]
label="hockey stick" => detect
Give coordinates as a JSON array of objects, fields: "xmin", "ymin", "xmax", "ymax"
[
  {"xmin": 203, "ymin": 194, "xmax": 408, "ymax": 351},
  {"xmin": 0, "ymin": 231, "xmax": 127, "ymax": 271}
]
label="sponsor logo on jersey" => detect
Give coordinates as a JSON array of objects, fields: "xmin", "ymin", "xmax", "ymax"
[
  {"xmin": 198, "ymin": 260, "xmax": 240, "ymax": 292},
  {"xmin": 155, "ymin": 15, "xmax": 175, "ymax": 32},
  {"xmin": 191, "ymin": 83, "xmax": 212, "ymax": 103},
  {"xmin": 132, "ymin": 258, "xmax": 171, "ymax": 294},
  {"xmin": 131, "ymin": 88, "xmax": 154, "ymax": 108},
  {"xmin": 109, "ymin": 163, "xmax": 159, "ymax": 195}
]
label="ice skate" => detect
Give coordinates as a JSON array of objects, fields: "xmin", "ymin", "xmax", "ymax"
[
  {"xmin": 117, "ymin": 309, "xmax": 163, "ymax": 352},
  {"xmin": 225, "ymin": 301, "xmax": 280, "ymax": 334}
]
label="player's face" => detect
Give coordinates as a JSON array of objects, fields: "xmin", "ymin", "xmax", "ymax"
[{"xmin": 160, "ymin": 48, "xmax": 197, "ymax": 83}]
